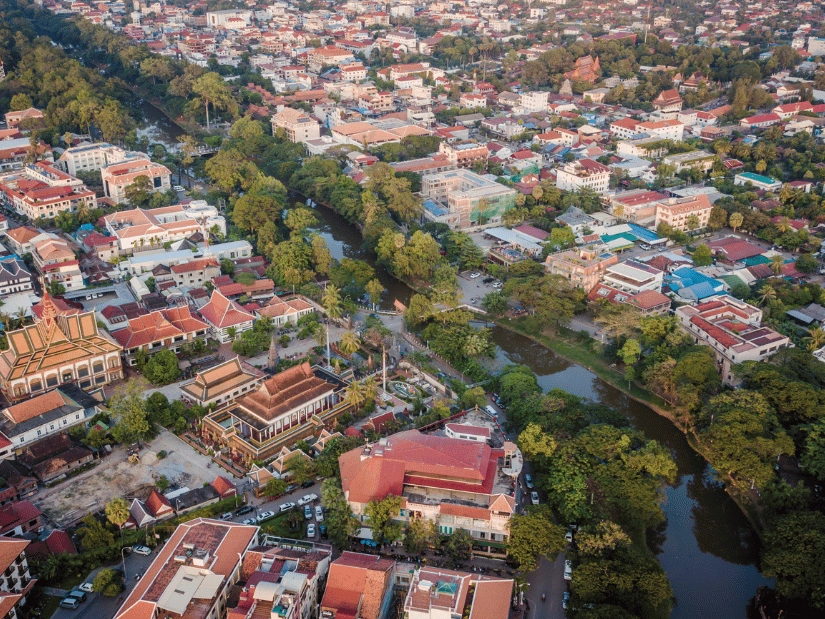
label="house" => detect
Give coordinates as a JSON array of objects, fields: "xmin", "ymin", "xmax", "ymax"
[
  {"xmin": 652, "ymin": 89, "xmax": 683, "ymax": 115},
  {"xmin": 739, "ymin": 113, "xmax": 781, "ymax": 129},
  {"xmin": 112, "ymin": 519, "xmax": 259, "ymax": 619},
  {"xmin": 17, "ymin": 432, "xmax": 93, "ymax": 483},
  {"xmin": 198, "ymin": 290, "xmax": 255, "ymax": 343},
  {"xmin": 321, "ymin": 552, "xmax": 395, "ymax": 619},
  {"xmin": 257, "ymin": 295, "xmax": 316, "ymax": 327},
  {"xmin": 112, "ymin": 307, "xmax": 211, "ymax": 365},
  {"xmin": 734, "ymin": 172, "xmax": 783, "ymax": 192},
  {"xmin": 707, "ymin": 236, "xmax": 766, "ymax": 263},
  {"xmin": 605, "ymin": 189, "xmax": 668, "ymax": 225},
  {"xmin": 339, "ymin": 430, "xmax": 517, "ymax": 551},
  {"xmin": 588, "ymin": 284, "xmax": 671, "ymax": 316},
  {"xmin": 403, "ymin": 567, "xmax": 513, "ymax": 619},
  {"xmin": 100, "ymin": 157, "xmax": 171, "ymax": 204},
  {"xmin": 545, "ymin": 245, "xmax": 619, "ymax": 291},
  {"xmin": 180, "ymin": 357, "xmax": 266, "ymax": 408},
  {"xmin": 0, "ymin": 385, "xmax": 101, "ymax": 454},
  {"xmin": 0, "ymin": 501, "xmax": 42, "ymax": 536},
  {"xmin": 676, "ymin": 296, "xmax": 790, "ymax": 385},
  {"xmin": 0, "ymin": 292, "xmax": 123, "ymax": 402},
  {"xmin": 556, "ymin": 206, "xmax": 596, "ymax": 236},
  {"xmin": 201, "ymin": 363, "xmax": 349, "ymax": 463},
  {"xmin": 655, "ymin": 194, "xmax": 713, "ymax": 232},
  {"xmin": 271, "ymin": 108, "xmax": 322, "ymax": 144},
  {"xmin": 171, "ymin": 259, "xmax": 221, "ymax": 288},
  {"xmin": 0, "ymin": 260, "xmax": 32, "ymax": 297},
  {"xmin": 32, "ymin": 236, "xmax": 84, "ymax": 292},
  {"xmin": 0, "ymin": 538, "xmax": 35, "ymax": 619},
  {"xmin": 555, "ymin": 159, "xmax": 611, "ymax": 194},
  {"xmin": 3, "ymin": 108, "xmax": 44, "ymax": 131},
  {"xmin": 602, "ymin": 260, "xmax": 664, "ymax": 294}
]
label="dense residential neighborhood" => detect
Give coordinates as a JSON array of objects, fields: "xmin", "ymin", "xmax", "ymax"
[{"xmin": 1, "ymin": 0, "xmax": 825, "ymax": 618}]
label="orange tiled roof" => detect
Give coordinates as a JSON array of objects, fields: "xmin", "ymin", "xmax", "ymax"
[
  {"xmin": 198, "ymin": 291, "xmax": 255, "ymax": 329},
  {"xmin": 235, "ymin": 363, "xmax": 334, "ymax": 422}
]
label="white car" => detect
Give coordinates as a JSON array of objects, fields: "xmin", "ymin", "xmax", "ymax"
[
  {"xmin": 78, "ymin": 583, "xmax": 95, "ymax": 593},
  {"xmin": 307, "ymin": 523, "xmax": 316, "ymax": 537},
  {"xmin": 257, "ymin": 510, "xmax": 275, "ymax": 522},
  {"xmin": 564, "ymin": 560, "xmax": 573, "ymax": 581},
  {"xmin": 565, "ymin": 531, "xmax": 573, "ymax": 543},
  {"xmin": 315, "ymin": 506, "xmax": 324, "ymax": 522},
  {"xmin": 530, "ymin": 491, "xmax": 539, "ymax": 505},
  {"xmin": 242, "ymin": 518, "xmax": 256, "ymax": 525},
  {"xmin": 133, "ymin": 545, "xmax": 151, "ymax": 556},
  {"xmin": 297, "ymin": 494, "xmax": 317, "ymax": 506},
  {"xmin": 173, "ymin": 185, "xmax": 185, "ymax": 192},
  {"xmin": 279, "ymin": 502, "xmax": 296, "ymax": 512},
  {"xmin": 469, "ymin": 272, "xmax": 481, "ymax": 279}
]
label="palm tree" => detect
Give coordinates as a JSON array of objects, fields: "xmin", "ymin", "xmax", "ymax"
[
  {"xmin": 770, "ymin": 254, "xmax": 784, "ymax": 275},
  {"xmin": 805, "ymin": 326, "xmax": 825, "ymax": 352},
  {"xmin": 338, "ymin": 331, "xmax": 361, "ymax": 357},
  {"xmin": 75, "ymin": 198, "xmax": 92, "ymax": 223},
  {"xmin": 13, "ymin": 308, "xmax": 26, "ymax": 329},
  {"xmin": 758, "ymin": 285, "xmax": 777, "ymax": 306},
  {"xmin": 464, "ymin": 333, "xmax": 487, "ymax": 358},
  {"xmin": 345, "ymin": 380, "xmax": 366, "ymax": 412},
  {"xmin": 105, "ymin": 497, "xmax": 131, "ymax": 542},
  {"xmin": 363, "ymin": 376, "xmax": 379, "ymax": 402}
]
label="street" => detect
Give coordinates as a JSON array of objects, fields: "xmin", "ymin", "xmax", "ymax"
[{"xmin": 526, "ymin": 556, "xmax": 568, "ymax": 619}]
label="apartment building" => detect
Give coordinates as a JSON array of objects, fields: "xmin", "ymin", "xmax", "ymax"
[
  {"xmin": 654, "ymin": 194, "xmax": 713, "ymax": 232},
  {"xmin": 438, "ymin": 141, "xmax": 489, "ymax": 169},
  {"xmin": 0, "ymin": 162, "xmax": 97, "ymax": 221},
  {"xmin": 545, "ymin": 245, "xmax": 619, "ymax": 291},
  {"xmin": 113, "ymin": 519, "xmax": 259, "ymax": 619},
  {"xmin": 32, "ymin": 236, "xmax": 84, "ymax": 291},
  {"xmin": 616, "ymin": 137, "xmax": 670, "ymax": 159},
  {"xmin": 55, "ymin": 143, "xmax": 138, "ymax": 176},
  {"xmin": 308, "ymin": 46, "xmax": 356, "ymax": 72},
  {"xmin": 675, "ymin": 296, "xmax": 790, "ymax": 385},
  {"xmin": 519, "ymin": 91, "xmax": 549, "ymax": 113},
  {"xmin": 170, "ymin": 258, "xmax": 221, "ymax": 287},
  {"xmin": 555, "ymin": 158, "xmax": 611, "ymax": 194},
  {"xmin": 271, "ymin": 108, "xmax": 322, "ymax": 144},
  {"xmin": 734, "ymin": 172, "xmax": 783, "ymax": 192},
  {"xmin": 661, "ymin": 150, "xmax": 716, "ymax": 175},
  {"xmin": 636, "ymin": 119, "xmax": 685, "ymax": 141},
  {"xmin": 604, "ymin": 189, "xmax": 668, "ymax": 225},
  {"xmin": 101, "ymin": 157, "xmax": 171, "ymax": 204},
  {"xmin": 404, "ymin": 567, "xmax": 513, "ymax": 619},
  {"xmin": 103, "ymin": 205, "xmax": 202, "ymax": 253},
  {"xmin": 421, "ymin": 169, "xmax": 516, "ymax": 229},
  {"xmin": 0, "ymin": 538, "xmax": 35, "ymax": 619},
  {"xmin": 602, "ymin": 259, "xmax": 664, "ymax": 294},
  {"xmin": 339, "ymin": 431, "xmax": 518, "ymax": 552},
  {"xmin": 340, "ymin": 63, "xmax": 367, "ymax": 81},
  {"xmin": 112, "ymin": 307, "xmax": 210, "ymax": 365}
]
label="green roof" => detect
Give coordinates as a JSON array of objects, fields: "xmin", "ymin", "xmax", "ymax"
[{"xmin": 742, "ymin": 254, "xmax": 770, "ymax": 266}]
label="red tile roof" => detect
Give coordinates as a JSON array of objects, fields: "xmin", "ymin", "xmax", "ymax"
[{"xmin": 198, "ymin": 290, "xmax": 255, "ymax": 329}]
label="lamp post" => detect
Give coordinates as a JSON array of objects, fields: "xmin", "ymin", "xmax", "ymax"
[{"xmin": 121, "ymin": 546, "xmax": 131, "ymax": 581}]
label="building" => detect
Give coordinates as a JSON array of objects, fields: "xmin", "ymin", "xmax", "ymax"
[
  {"xmin": 734, "ymin": 172, "xmax": 783, "ymax": 192},
  {"xmin": 635, "ymin": 119, "xmax": 685, "ymax": 141},
  {"xmin": 403, "ymin": 567, "xmax": 513, "ymax": 619},
  {"xmin": 113, "ymin": 518, "xmax": 259, "ymax": 619},
  {"xmin": 198, "ymin": 290, "xmax": 255, "ymax": 343},
  {"xmin": 230, "ymin": 538, "xmax": 332, "ymax": 619},
  {"xmin": 675, "ymin": 296, "xmax": 790, "ymax": 385},
  {"xmin": 0, "ymin": 293, "xmax": 123, "ymax": 401},
  {"xmin": 652, "ymin": 89, "xmax": 683, "ymax": 115},
  {"xmin": 0, "ymin": 385, "xmax": 101, "ymax": 453},
  {"xmin": 308, "ymin": 46, "xmax": 356, "ymax": 73},
  {"xmin": 0, "ymin": 501, "xmax": 42, "ymax": 536},
  {"xmin": 421, "ymin": 169, "xmax": 516, "ymax": 230},
  {"xmin": 112, "ymin": 307, "xmax": 211, "ymax": 365},
  {"xmin": 55, "ymin": 143, "xmax": 140, "ymax": 176},
  {"xmin": 661, "ymin": 150, "xmax": 716, "ymax": 175},
  {"xmin": 257, "ymin": 295, "xmax": 316, "ymax": 327},
  {"xmin": 32, "ymin": 236, "xmax": 84, "ymax": 292},
  {"xmin": 271, "ymin": 108, "xmax": 322, "ymax": 144},
  {"xmin": 0, "ymin": 162, "xmax": 97, "ymax": 221},
  {"xmin": 564, "ymin": 55, "xmax": 600, "ymax": 83},
  {"xmin": 321, "ymin": 552, "xmax": 395, "ymax": 619},
  {"xmin": 604, "ymin": 189, "xmax": 668, "ymax": 225},
  {"xmin": 519, "ymin": 91, "xmax": 549, "ymax": 113},
  {"xmin": 100, "ymin": 157, "xmax": 171, "ymax": 204},
  {"xmin": 103, "ymin": 206, "xmax": 203, "ymax": 253},
  {"xmin": 545, "ymin": 245, "xmax": 619, "ymax": 291},
  {"xmin": 180, "ymin": 357, "xmax": 266, "ymax": 407},
  {"xmin": 808, "ymin": 36, "xmax": 825, "ymax": 56},
  {"xmin": 201, "ymin": 363, "xmax": 349, "ymax": 463},
  {"xmin": 602, "ymin": 260, "xmax": 664, "ymax": 294},
  {"xmin": 0, "ymin": 137, "xmax": 52, "ymax": 172},
  {"xmin": 170, "ymin": 258, "xmax": 221, "ymax": 288},
  {"xmin": 0, "ymin": 538, "xmax": 36, "ymax": 619},
  {"xmin": 555, "ymin": 159, "xmax": 611, "ymax": 194},
  {"xmin": 339, "ymin": 430, "xmax": 517, "ymax": 551},
  {"xmin": 739, "ymin": 113, "xmax": 781, "ymax": 129},
  {"xmin": 0, "ymin": 260, "xmax": 33, "ymax": 297},
  {"xmin": 616, "ymin": 137, "xmax": 670, "ymax": 159},
  {"xmin": 444, "ymin": 423, "xmax": 491, "ymax": 443},
  {"xmin": 588, "ymin": 284, "xmax": 671, "ymax": 316},
  {"xmin": 3, "ymin": 109, "xmax": 44, "ymax": 131},
  {"xmin": 654, "ymin": 194, "xmax": 713, "ymax": 232},
  {"xmin": 437, "ymin": 142, "xmax": 488, "ymax": 169}
]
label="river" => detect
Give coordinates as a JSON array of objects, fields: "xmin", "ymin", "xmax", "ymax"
[{"xmin": 310, "ymin": 202, "xmax": 770, "ymax": 618}]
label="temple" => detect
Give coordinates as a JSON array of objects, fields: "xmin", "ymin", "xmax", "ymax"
[
  {"xmin": 564, "ymin": 55, "xmax": 601, "ymax": 84},
  {"xmin": 201, "ymin": 362, "xmax": 350, "ymax": 464},
  {"xmin": 0, "ymin": 293, "xmax": 122, "ymax": 401}
]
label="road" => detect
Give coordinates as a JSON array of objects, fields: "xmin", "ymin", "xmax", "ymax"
[{"xmin": 526, "ymin": 556, "xmax": 568, "ymax": 619}]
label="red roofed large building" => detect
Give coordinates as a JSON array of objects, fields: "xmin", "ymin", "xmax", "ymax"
[
  {"xmin": 201, "ymin": 363, "xmax": 349, "ymax": 463},
  {"xmin": 0, "ymin": 162, "xmax": 97, "ymax": 221},
  {"xmin": 256, "ymin": 295, "xmax": 316, "ymax": 327},
  {"xmin": 0, "ymin": 537, "xmax": 36, "ymax": 619},
  {"xmin": 403, "ymin": 567, "xmax": 513, "ymax": 619},
  {"xmin": 676, "ymin": 295, "xmax": 790, "ymax": 385},
  {"xmin": 339, "ymin": 430, "xmax": 516, "ymax": 550},
  {"xmin": 198, "ymin": 290, "xmax": 255, "ymax": 343},
  {"xmin": 100, "ymin": 157, "xmax": 171, "ymax": 204},
  {"xmin": 654, "ymin": 194, "xmax": 713, "ymax": 232},
  {"xmin": 652, "ymin": 89, "xmax": 683, "ymax": 114},
  {"xmin": 170, "ymin": 258, "xmax": 221, "ymax": 287},
  {"xmin": 112, "ymin": 306, "xmax": 210, "ymax": 365},
  {"xmin": 321, "ymin": 552, "xmax": 395, "ymax": 619}
]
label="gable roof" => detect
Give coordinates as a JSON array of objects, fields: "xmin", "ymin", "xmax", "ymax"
[
  {"xmin": 198, "ymin": 290, "xmax": 255, "ymax": 329},
  {"xmin": 235, "ymin": 363, "xmax": 335, "ymax": 422}
]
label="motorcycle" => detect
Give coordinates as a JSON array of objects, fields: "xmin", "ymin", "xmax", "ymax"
[{"xmin": 541, "ymin": 594, "xmax": 546, "ymax": 602}]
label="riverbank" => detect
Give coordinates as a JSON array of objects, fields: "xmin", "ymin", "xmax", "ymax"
[{"xmin": 487, "ymin": 314, "xmax": 767, "ymax": 536}]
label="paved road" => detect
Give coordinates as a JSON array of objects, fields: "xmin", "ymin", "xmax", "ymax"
[{"xmin": 526, "ymin": 555, "xmax": 568, "ymax": 619}]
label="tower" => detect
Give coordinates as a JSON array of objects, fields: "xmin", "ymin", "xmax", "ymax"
[{"xmin": 267, "ymin": 331, "xmax": 279, "ymax": 372}]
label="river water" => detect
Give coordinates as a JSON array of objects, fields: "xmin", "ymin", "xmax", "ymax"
[
  {"xmin": 310, "ymin": 202, "xmax": 770, "ymax": 618},
  {"xmin": 140, "ymin": 102, "xmax": 769, "ymax": 616}
]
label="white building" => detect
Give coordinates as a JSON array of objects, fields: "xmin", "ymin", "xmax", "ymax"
[
  {"xmin": 602, "ymin": 260, "xmax": 664, "ymax": 294},
  {"xmin": 55, "ymin": 143, "xmax": 139, "ymax": 177},
  {"xmin": 555, "ymin": 158, "xmax": 611, "ymax": 194},
  {"xmin": 271, "ymin": 108, "xmax": 322, "ymax": 144},
  {"xmin": 519, "ymin": 91, "xmax": 549, "ymax": 113}
]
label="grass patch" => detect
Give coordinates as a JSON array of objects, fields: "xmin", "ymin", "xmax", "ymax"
[
  {"xmin": 53, "ymin": 571, "xmax": 86, "ymax": 591},
  {"xmin": 259, "ymin": 511, "xmax": 305, "ymax": 538}
]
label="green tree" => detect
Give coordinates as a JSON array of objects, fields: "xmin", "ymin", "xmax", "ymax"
[
  {"xmin": 442, "ymin": 528, "xmax": 474, "ymax": 565},
  {"xmin": 192, "ymin": 72, "xmax": 237, "ymax": 129},
  {"xmin": 93, "ymin": 568, "xmax": 123, "ymax": 597},
  {"xmin": 286, "ymin": 455, "xmax": 317, "ymax": 485},
  {"xmin": 801, "ymin": 420, "xmax": 825, "ymax": 481},
  {"xmin": 104, "ymin": 497, "xmax": 130, "ymax": 532},
  {"xmin": 404, "ymin": 517, "xmax": 438, "ymax": 554},
  {"xmin": 263, "ymin": 478, "xmax": 288, "ymax": 498},
  {"xmin": 142, "ymin": 350, "xmax": 181, "ymax": 385},
  {"xmin": 109, "ymin": 382, "xmax": 151, "ymax": 444},
  {"xmin": 321, "ymin": 478, "xmax": 360, "ymax": 547},
  {"xmin": 762, "ymin": 510, "xmax": 825, "ymax": 609},
  {"xmin": 9, "ymin": 93, "xmax": 33, "ymax": 111},
  {"xmin": 618, "ymin": 339, "xmax": 641, "ymax": 366},
  {"xmin": 123, "ymin": 175, "xmax": 153, "ymax": 207},
  {"xmin": 364, "ymin": 495, "xmax": 403, "ymax": 544},
  {"xmin": 338, "ymin": 331, "xmax": 361, "ymax": 356},
  {"xmin": 365, "ymin": 278, "xmax": 385, "ymax": 309},
  {"xmin": 507, "ymin": 507, "xmax": 567, "ymax": 571},
  {"xmin": 518, "ymin": 423, "xmax": 557, "ymax": 460},
  {"xmin": 729, "ymin": 211, "xmax": 744, "ymax": 233},
  {"xmin": 692, "ymin": 244, "xmax": 713, "ymax": 266},
  {"xmin": 76, "ymin": 514, "xmax": 115, "ymax": 551},
  {"xmin": 285, "ymin": 207, "xmax": 318, "ymax": 235},
  {"xmin": 796, "ymin": 253, "xmax": 818, "ymax": 274}
]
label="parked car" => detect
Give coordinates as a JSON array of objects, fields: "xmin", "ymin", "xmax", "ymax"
[
  {"xmin": 220, "ymin": 512, "xmax": 233, "ymax": 521},
  {"xmin": 173, "ymin": 185, "xmax": 185, "ymax": 192},
  {"xmin": 235, "ymin": 506, "xmax": 254, "ymax": 516},
  {"xmin": 315, "ymin": 506, "xmax": 324, "ymax": 522},
  {"xmin": 483, "ymin": 277, "xmax": 495, "ymax": 284},
  {"xmin": 242, "ymin": 518, "xmax": 256, "ymax": 526},
  {"xmin": 319, "ymin": 524, "xmax": 328, "ymax": 538},
  {"xmin": 530, "ymin": 491, "xmax": 539, "ymax": 505},
  {"xmin": 563, "ymin": 591, "xmax": 570, "ymax": 609},
  {"xmin": 301, "ymin": 480, "xmax": 314, "ymax": 488},
  {"xmin": 285, "ymin": 484, "xmax": 298, "ymax": 494},
  {"xmin": 133, "ymin": 545, "xmax": 151, "ymax": 556},
  {"xmin": 307, "ymin": 523, "xmax": 316, "ymax": 537},
  {"xmin": 304, "ymin": 505, "xmax": 312, "ymax": 519},
  {"xmin": 78, "ymin": 583, "xmax": 94, "ymax": 593},
  {"xmin": 59, "ymin": 598, "xmax": 80, "ymax": 610},
  {"xmin": 524, "ymin": 474, "xmax": 534, "ymax": 489},
  {"xmin": 257, "ymin": 510, "xmax": 275, "ymax": 521},
  {"xmin": 469, "ymin": 272, "xmax": 481, "ymax": 279},
  {"xmin": 279, "ymin": 502, "xmax": 296, "ymax": 513},
  {"xmin": 565, "ymin": 531, "xmax": 573, "ymax": 543},
  {"xmin": 67, "ymin": 590, "xmax": 86, "ymax": 603},
  {"xmin": 297, "ymin": 494, "xmax": 317, "ymax": 506},
  {"xmin": 564, "ymin": 560, "xmax": 573, "ymax": 581}
]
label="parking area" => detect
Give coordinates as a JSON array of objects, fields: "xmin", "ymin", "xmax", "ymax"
[
  {"xmin": 67, "ymin": 282, "xmax": 136, "ymax": 313},
  {"xmin": 458, "ymin": 270, "xmax": 503, "ymax": 307},
  {"xmin": 35, "ymin": 431, "xmax": 217, "ymax": 527}
]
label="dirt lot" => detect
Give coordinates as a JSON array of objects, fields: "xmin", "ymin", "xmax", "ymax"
[{"xmin": 35, "ymin": 430, "xmax": 217, "ymax": 527}]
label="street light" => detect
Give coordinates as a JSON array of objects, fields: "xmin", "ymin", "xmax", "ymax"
[{"xmin": 121, "ymin": 546, "xmax": 132, "ymax": 581}]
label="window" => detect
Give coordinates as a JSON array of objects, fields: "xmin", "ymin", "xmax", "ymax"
[
  {"xmin": 46, "ymin": 376, "xmax": 58, "ymax": 388},
  {"xmin": 93, "ymin": 362, "xmax": 103, "ymax": 373},
  {"xmin": 78, "ymin": 367, "xmax": 89, "ymax": 377}
]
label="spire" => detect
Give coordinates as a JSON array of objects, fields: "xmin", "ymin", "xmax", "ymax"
[
  {"xmin": 267, "ymin": 330, "xmax": 279, "ymax": 372},
  {"xmin": 40, "ymin": 289, "xmax": 57, "ymax": 326}
]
